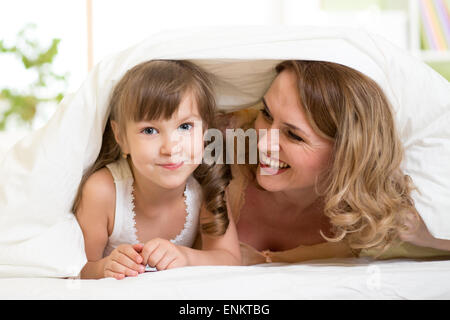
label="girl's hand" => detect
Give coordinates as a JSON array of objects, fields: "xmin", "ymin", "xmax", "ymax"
[
  {"xmin": 103, "ymin": 243, "xmax": 146, "ymax": 279},
  {"xmin": 140, "ymin": 238, "xmax": 189, "ymax": 271}
]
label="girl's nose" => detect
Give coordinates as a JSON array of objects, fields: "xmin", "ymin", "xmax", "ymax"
[
  {"xmin": 257, "ymin": 127, "xmax": 280, "ymax": 156},
  {"xmin": 160, "ymin": 133, "xmax": 182, "ymax": 157}
]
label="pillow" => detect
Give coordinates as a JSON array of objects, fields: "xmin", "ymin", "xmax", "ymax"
[{"xmin": 0, "ymin": 26, "xmax": 448, "ymax": 277}]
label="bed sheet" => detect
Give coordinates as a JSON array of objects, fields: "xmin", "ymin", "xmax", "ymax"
[{"xmin": 1, "ymin": 258, "xmax": 449, "ymax": 300}]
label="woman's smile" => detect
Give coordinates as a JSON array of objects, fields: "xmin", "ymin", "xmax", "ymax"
[
  {"xmin": 259, "ymin": 152, "xmax": 290, "ymax": 175},
  {"xmin": 259, "ymin": 152, "xmax": 290, "ymax": 169}
]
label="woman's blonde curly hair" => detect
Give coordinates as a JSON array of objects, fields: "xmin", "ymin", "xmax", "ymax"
[{"xmin": 273, "ymin": 60, "xmax": 418, "ymax": 254}]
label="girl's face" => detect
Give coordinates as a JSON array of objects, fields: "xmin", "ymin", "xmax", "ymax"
[
  {"xmin": 254, "ymin": 69, "xmax": 334, "ymax": 194},
  {"xmin": 115, "ymin": 92, "xmax": 204, "ymax": 190}
]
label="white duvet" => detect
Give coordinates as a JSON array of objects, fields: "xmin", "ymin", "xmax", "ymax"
[
  {"xmin": 1, "ymin": 259, "xmax": 450, "ymax": 299},
  {"xmin": 0, "ymin": 26, "xmax": 449, "ymax": 283}
]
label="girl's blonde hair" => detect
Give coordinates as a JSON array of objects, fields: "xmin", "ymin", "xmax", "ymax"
[
  {"xmin": 72, "ymin": 60, "xmax": 231, "ymax": 236},
  {"xmin": 275, "ymin": 60, "xmax": 418, "ymax": 254}
]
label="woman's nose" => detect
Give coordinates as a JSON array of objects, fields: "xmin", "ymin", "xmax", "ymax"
[{"xmin": 257, "ymin": 127, "xmax": 280, "ymax": 156}]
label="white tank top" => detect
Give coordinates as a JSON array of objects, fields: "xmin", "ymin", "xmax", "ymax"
[{"xmin": 103, "ymin": 157, "xmax": 202, "ymax": 257}]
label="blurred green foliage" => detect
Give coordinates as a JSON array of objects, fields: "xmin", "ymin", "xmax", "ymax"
[{"xmin": 0, "ymin": 24, "xmax": 67, "ymax": 131}]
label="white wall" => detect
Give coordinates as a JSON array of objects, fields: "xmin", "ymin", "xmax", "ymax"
[
  {"xmin": 91, "ymin": 0, "xmax": 284, "ymax": 66},
  {"xmin": 0, "ymin": 0, "xmax": 408, "ymax": 155}
]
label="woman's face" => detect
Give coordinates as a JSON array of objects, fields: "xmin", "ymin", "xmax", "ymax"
[{"xmin": 254, "ymin": 69, "xmax": 334, "ymax": 194}]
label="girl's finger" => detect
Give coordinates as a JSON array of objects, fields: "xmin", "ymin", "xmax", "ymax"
[
  {"xmin": 110, "ymin": 260, "xmax": 139, "ymax": 277},
  {"xmin": 148, "ymin": 247, "xmax": 167, "ymax": 269},
  {"xmin": 104, "ymin": 269, "xmax": 125, "ymax": 280},
  {"xmin": 133, "ymin": 243, "xmax": 144, "ymax": 253},
  {"xmin": 140, "ymin": 239, "xmax": 161, "ymax": 266},
  {"xmin": 118, "ymin": 245, "xmax": 143, "ymax": 264},
  {"xmin": 166, "ymin": 258, "xmax": 182, "ymax": 270},
  {"xmin": 114, "ymin": 252, "xmax": 145, "ymax": 274},
  {"xmin": 156, "ymin": 253, "xmax": 176, "ymax": 271}
]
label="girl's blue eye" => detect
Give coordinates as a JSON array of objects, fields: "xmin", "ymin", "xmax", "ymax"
[
  {"xmin": 142, "ymin": 127, "xmax": 158, "ymax": 135},
  {"xmin": 178, "ymin": 123, "xmax": 193, "ymax": 131}
]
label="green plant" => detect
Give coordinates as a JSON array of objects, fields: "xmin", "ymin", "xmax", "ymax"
[{"xmin": 0, "ymin": 24, "xmax": 68, "ymax": 131}]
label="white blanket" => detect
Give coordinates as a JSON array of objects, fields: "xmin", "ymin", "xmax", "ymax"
[
  {"xmin": 0, "ymin": 26, "xmax": 449, "ymax": 278},
  {"xmin": 1, "ymin": 259, "xmax": 450, "ymax": 299}
]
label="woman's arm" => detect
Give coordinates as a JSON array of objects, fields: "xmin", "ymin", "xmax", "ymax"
[{"xmin": 399, "ymin": 212, "xmax": 450, "ymax": 251}]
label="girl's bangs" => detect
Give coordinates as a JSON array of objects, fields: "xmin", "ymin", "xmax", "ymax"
[{"xmin": 129, "ymin": 85, "xmax": 187, "ymax": 123}]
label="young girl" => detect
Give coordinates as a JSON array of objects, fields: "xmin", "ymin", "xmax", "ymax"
[{"xmin": 72, "ymin": 60, "xmax": 241, "ymax": 279}]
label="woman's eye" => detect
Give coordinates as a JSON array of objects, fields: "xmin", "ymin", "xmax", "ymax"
[
  {"xmin": 260, "ymin": 108, "xmax": 272, "ymax": 121},
  {"xmin": 142, "ymin": 127, "xmax": 158, "ymax": 135},
  {"xmin": 178, "ymin": 123, "xmax": 193, "ymax": 131},
  {"xmin": 287, "ymin": 131, "xmax": 304, "ymax": 142}
]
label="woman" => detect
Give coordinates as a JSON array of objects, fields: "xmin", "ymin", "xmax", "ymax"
[{"xmin": 225, "ymin": 60, "xmax": 450, "ymax": 265}]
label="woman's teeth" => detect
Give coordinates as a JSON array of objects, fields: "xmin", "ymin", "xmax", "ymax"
[{"xmin": 260, "ymin": 153, "xmax": 290, "ymax": 169}]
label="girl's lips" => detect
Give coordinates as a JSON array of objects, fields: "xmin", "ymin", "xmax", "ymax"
[{"xmin": 159, "ymin": 162, "xmax": 184, "ymax": 170}]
